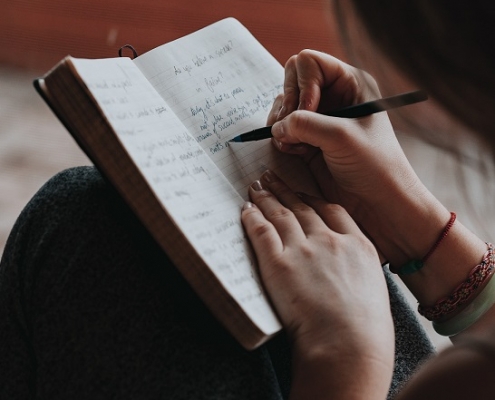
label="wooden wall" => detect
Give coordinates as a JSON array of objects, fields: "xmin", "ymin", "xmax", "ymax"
[{"xmin": 1, "ymin": 0, "xmax": 345, "ymax": 72}]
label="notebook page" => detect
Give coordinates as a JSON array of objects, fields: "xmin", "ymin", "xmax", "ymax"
[
  {"xmin": 70, "ymin": 57, "xmax": 281, "ymax": 335},
  {"xmin": 134, "ymin": 18, "xmax": 319, "ymax": 199}
]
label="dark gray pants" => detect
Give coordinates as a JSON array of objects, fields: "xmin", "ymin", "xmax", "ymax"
[{"xmin": 0, "ymin": 166, "xmax": 433, "ymax": 399}]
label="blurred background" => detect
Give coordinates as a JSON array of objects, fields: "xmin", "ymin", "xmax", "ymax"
[
  {"xmin": 0, "ymin": 0, "xmax": 342, "ymax": 255},
  {"xmin": 2, "ymin": 0, "xmax": 495, "ymax": 350}
]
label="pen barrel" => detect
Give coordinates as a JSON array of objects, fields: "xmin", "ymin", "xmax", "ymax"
[
  {"xmin": 329, "ymin": 90, "xmax": 428, "ymax": 118},
  {"xmin": 237, "ymin": 126, "xmax": 272, "ymax": 142},
  {"xmin": 230, "ymin": 90, "xmax": 428, "ymax": 142}
]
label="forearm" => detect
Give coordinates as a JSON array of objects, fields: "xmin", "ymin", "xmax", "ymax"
[
  {"xmin": 356, "ymin": 173, "xmax": 495, "ymax": 341},
  {"xmin": 357, "ymin": 173, "xmax": 486, "ymax": 307}
]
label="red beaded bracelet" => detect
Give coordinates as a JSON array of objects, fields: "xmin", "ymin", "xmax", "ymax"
[
  {"xmin": 418, "ymin": 242, "xmax": 495, "ymax": 321},
  {"xmin": 391, "ymin": 212, "xmax": 456, "ymax": 275},
  {"xmin": 422, "ymin": 212, "xmax": 457, "ymax": 264}
]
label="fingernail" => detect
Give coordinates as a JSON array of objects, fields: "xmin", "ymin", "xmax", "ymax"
[
  {"xmin": 242, "ymin": 201, "xmax": 255, "ymax": 211},
  {"xmin": 271, "ymin": 138, "xmax": 283, "ymax": 150},
  {"xmin": 262, "ymin": 169, "xmax": 276, "ymax": 183},
  {"xmin": 272, "ymin": 121, "xmax": 285, "ymax": 138},
  {"xmin": 277, "ymin": 105, "xmax": 287, "ymax": 120},
  {"xmin": 251, "ymin": 180, "xmax": 263, "ymax": 191},
  {"xmin": 290, "ymin": 144, "xmax": 309, "ymax": 155}
]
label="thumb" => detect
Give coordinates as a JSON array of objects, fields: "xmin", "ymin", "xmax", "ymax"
[{"xmin": 271, "ymin": 110, "xmax": 358, "ymax": 153}]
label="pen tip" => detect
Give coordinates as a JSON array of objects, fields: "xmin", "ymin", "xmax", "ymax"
[{"xmin": 229, "ymin": 136, "xmax": 242, "ymax": 143}]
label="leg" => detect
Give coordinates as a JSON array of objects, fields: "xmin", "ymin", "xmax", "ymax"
[
  {"xmin": 386, "ymin": 271, "xmax": 435, "ymax": 398},
  {"xmin": 0, "ymin": 166, "xmax": 288, "ymax": 399}
]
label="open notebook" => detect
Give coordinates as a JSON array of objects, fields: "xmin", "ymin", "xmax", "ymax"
[{"xmin": 35, "ymin": 17, "xmax": 320, "ymax": 349}]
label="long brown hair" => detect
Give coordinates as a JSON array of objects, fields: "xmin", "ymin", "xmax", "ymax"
[{"xmin": 333, "ymin": 1, "xmax": 495, "ymax": 143}]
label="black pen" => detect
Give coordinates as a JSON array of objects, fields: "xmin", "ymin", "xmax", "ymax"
[{"xmin": 229, "ymin": 90, "xmax": 427, "ymax": 143}]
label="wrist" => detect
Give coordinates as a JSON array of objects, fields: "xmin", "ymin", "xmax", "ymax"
[
  {"xmin": 402, "ymin": 223, "xmax": 487, "ymax": 306},
  {"xmin": 354, "ymin": 179, "xmax": 487, "ymax": 306},
  {"xmin": 357, "ymin": 177, "xmax": 451, "ymax": 267}
]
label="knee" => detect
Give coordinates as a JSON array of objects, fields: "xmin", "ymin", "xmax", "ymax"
[
  {"xmin": 18, "ymin": 166, "xmax": 120, "ymax": 230},
  {"xmin": 36, "ymin": 166, "xmax": 108, "ymax": 205}
]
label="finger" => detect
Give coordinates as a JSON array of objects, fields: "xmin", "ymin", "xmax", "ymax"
[
  {"xmin": 272, "ymin": 109, "xmax": 359, "ymax": 149},
  {"xmin": 240, "ymin": 202, "xmax": 284, "ymax": 263},
  {"xmin": 294, "ymin": 51, "xmax": 323, "ymax": 111},
  {"xmin": 270, "ymin": 138, "xmax": 315, "ymax": 156},
  {"xmin": 279, "ymin": 55, "xmax": 300, "ymax": 120},
  {"xmin": 266, "ymin": 94, "xmax": 284, "ymax": 126},
  {"xmin": 293, "ymin": 50, "xmax": 361, "ymax": 112},
  {"xmin": 257, "ymin": 170, "xmax": 331, "ymax": 236},
  {"xmin": 298, "ymin": 193, "xmax": 363, "ymax": 236},
  {"xmin": 248, "ymin": 179, "xmax": 307, "ymax": 244},
  {"xmin": 279, "ymin": 50, "xmax": 363, "ymax": 123}
]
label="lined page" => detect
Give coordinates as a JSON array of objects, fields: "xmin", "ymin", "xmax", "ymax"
[
  {"xmin": 134, "ymin": 18, "xmax": 319, "ymax": 199},
  {"xmin": 70, "ymin": 56, "xmax": 281, "ymax": 335}
]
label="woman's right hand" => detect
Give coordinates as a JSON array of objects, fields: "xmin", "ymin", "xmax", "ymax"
[{"xmin": 267, "ymin": 49, "xmax": 451, "ymax": 268}]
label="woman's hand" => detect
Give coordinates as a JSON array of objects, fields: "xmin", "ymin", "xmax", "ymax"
[
  {"xmin": 267, "ymin": 50, "xmax": 488, "ymax": 314},
  {"xmin": 241, "ymin": 170, "xmax": 394, "ymax": 400},
  {"xmin": 268, "ymin": 49, "xmax": 450, "ymax": 268}
]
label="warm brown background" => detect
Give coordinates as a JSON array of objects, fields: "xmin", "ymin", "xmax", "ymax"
[{"xmin": 1, "ymin": 0, "xmax": 345, "ymax": 71}]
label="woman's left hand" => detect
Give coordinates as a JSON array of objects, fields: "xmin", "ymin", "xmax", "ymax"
[{"xmin": 241, "ymin": 170, "xmax": 395, "ymax": 399}]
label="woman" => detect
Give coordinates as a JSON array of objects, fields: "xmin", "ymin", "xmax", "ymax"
[
  {"xmin": 241, "ymin": 1, "xmax": 495, "ymax": 398},
  {"xmin": 1, "ymin": 1, "xmax": 493, "ymax": 399}
]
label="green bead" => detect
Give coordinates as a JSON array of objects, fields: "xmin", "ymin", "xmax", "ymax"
[{"xmin": 398, "ymin": 259, "xmax": 424, "ymax": 275}]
